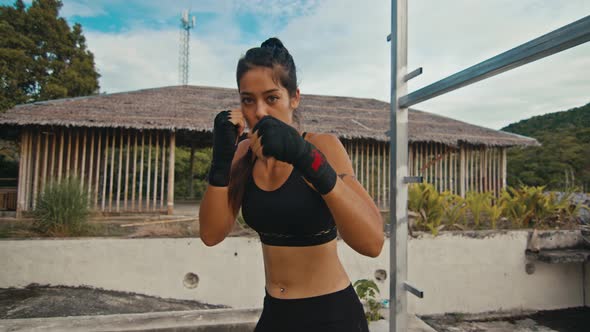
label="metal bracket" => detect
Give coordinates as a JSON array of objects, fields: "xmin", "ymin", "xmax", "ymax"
[
  {"xmin": 404, "ymin": 67, "xmax": 423, "ymax": 82},
  {"xmin": 403, "ymin": 282, "xmax": 424, "ymax": 299},
  {"xmin": 387, "ymin": 34, "xmax": 392, "ymax": 42},
  {"xmin": 403, "ymin": 176, "xmax": 423, "ymax": 183}
]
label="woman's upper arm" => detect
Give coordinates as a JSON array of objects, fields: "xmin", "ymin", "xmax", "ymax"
[
  {"xmin": 306, "ymin": 133, "xmax": 353, "ymax": 177},
  {"xmin": 308, "ymin": 133, "xmax": 379, "ymax": 211}
]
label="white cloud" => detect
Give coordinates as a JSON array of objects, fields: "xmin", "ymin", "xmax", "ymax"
[
  {"xmin": 61, "ymin": 1, "xmax": 106, "ymax": 17},
  {"xmin": 84, "ymin": 0, "xmax": 590, "ymax": 129}
]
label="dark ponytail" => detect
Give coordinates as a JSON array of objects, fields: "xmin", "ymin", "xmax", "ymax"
[{"xmin": 228, "ymin": 38, "xmax": 299, "ymax": 214}]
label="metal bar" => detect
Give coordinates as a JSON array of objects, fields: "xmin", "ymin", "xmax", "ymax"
[
  {"xmin": 399, "ymin": 15, "xmax": 590, "ymax": 108},
  {"xmin": 390, "ymin": 0, "xmax": 408, "ymax": 330},
  {"xmin": 403, "ymin": 282, "xmax": 424, "ymax": 299},
  {"xmin": 404, "ymin": 67, "xmax": 423, "ymax": 82}
]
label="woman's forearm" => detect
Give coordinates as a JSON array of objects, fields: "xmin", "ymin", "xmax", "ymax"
[
  {"xmin": 322, "ymin": 177, "xmax": 384, "ymax": 257},
  {"xmin": 198, "ymin": 185, "xmax": 236, "ymax": 246}
]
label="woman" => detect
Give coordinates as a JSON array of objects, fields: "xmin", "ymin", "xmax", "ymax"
[{"xmin": 199, "ymin": 37, "xmax": 384, "ymax": 332}]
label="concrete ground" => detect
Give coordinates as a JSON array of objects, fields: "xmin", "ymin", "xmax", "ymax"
[
  {"xmin": 0, "ymin": 285, "xmax": 226, "ymax": 319},
  {"xmin": 0, "ymin": 284, "xmax": 435, "ymax": 332},
  {"xmin": 422, "ymin": 308, "xmax": 590, "ymax": 332}
]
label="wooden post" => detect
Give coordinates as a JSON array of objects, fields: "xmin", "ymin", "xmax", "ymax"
[
  {"xmin": 449, "ymin": 148, "xmax": 457, "ymax": 194},
  {"xmin": 116, "ymin": 128, "xmax": 123, "ymax": 212},
  {"xmin": 485, "ymin": 148, "xmax": 489, "ymax": 192},
  {"xmin": 87, "ymin": 129, "xmax": 94, "ymax": 203},
  {"xmin": 41, "ymin": 131, "xmax": 49, "ymax": 194},
  {"xmin": 188, "ymin": 142, "xmax": 195, "ymax": 199},
  {"xmin": 460, "ymin": 146, "xmax": 465, "ymax": 197},
  {"xmin": 502, "ymin": 148, "xmax": 507, "ymax": 190},
  {"xmin": 469, "ymin": 147, "xmax": 476, "ymax": 191},
  {"xmin": 80, "ymin": 128, "xmax": 87, "ymax": 190},
  {"xmin": 124, "ymin": 130, "xmax": 130, "ymax": 211},
  {"xmin": 32, "ymin": 130, "xmax": 41, "ymax": 209},
  {"xmin": 428, "ymin": 144, "xmax": 432, "ymax": 184},
  {"xmin": 354, "ymin": 140, "xmax": 359, "ymax": 177},
  {"xmin": 74, "ymin": 129, "xmax": 80, "ymax": 177},
  {"xmin": 101, "ymin": 130, "xmax": 109, "ymax": 211},
  {"xmin": 480, "ymin": 147, "xmax": 484, "ymax": 193},
  {"xmin": 24, "ymin": 128, "xmax": 34, "ymax": 210},
  {"xmin": 167, "ymin": 131, "xmax": 176, "ymax": 215},
  {"xmin": 382, "ymin": 142, "xmax": 387, "ymax": 208},
  {"xmin": 65, "ymin": 129, "xmax": 72, "ymax": 179},
  {"xmin": 138, "ymin": 131, "xmax": 145, "ymax": 212},
  {"xmin": 108, "ymin": 129, "xmax": 116, "ymax": 212},
  {"xmin": 435, "ymin": 143, "xmax": 439, "ymax": 192},
  {"xmin": 160, "ymin": 135, "xmax": 166, "ymax": 211},
  {"xmin": 153, "ymin": 131, "xmax": 159, "ymax": 211},
  {"xmin": 16, "ymin": 130, "xmax": 27, "ymax": 217},
  {"xmin": 132, "ymin": 132, "xmax": 138, "ymax": 211},
  {"xmin": 414, "ymin": 143, "xmax": 419, "ymax": 176},
  {"xmin": 492, "ymin": 148, "xmax": 496, "ymax": 196},
  {"xmin": 146, "ymin": 131, "xmax": 152, "ymax": 211},
  {"xmin": 94, "ymin": 130, "xmax": 101, "ymax": 209},
  {"xmin": 374, "ymin": 143, "xmax": 381, "ymax": 205},
  {"xmin": 365, "ymin": 142, "xmax": 370, "ymax": 195},
  {"xmin": 360, "ymin": 142, "xmax": 364, "ymax": 188},
  {"xmin": 50, "ymin": 131, "xmax": 56, "ymax": 183},
  {"xmin": 370, "ymin": 141, "xmax": 374, "ymax": 199},
  {"xmin": 57, "ymin": 128, "xmax": 64, "ymax": 184}
]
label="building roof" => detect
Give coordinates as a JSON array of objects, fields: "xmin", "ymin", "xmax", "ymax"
[{"xmin": 0, "ymin": 85, "xmax": 539, "ymax": 147}]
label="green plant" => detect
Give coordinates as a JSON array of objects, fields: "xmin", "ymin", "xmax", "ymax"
[
  {"xmin": 441, "ymin": 192, "xmax": 467, "ymax": 228},
  {"xmin": 32, "ymin": 177, "xmax": 90, "ymax": 236},
  {"xmin": 484, "ymin": 199, "xmax": 504, "ymax": 229},
  {"xmin": 408, "ymin": 183, "xmax": 445, "ymax": 235},
  {"xmin": 353, "ymin": 279, "xmax": 383, "ymax": 322},
  {"xmin": 465, "ymin": 192, "xmax": 491, "ymax": 228}
]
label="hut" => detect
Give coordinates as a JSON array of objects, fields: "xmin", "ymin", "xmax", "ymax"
[{"xmin": 0, "ymin": 85, "xmax": 538, "ymax": 216}]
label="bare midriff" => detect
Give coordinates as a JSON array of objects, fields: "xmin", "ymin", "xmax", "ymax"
[{"xmin": 262, "ymin": 238, "xmax": 351, "ymax": 299}]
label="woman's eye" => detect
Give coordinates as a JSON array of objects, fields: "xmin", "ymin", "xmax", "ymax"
[
  {"xmin": 241, "ymin": 97, "xmax": 253, "ymax": 104},
  {"xmin": 267, "ymin": 96, "xmax": 279, "ymax": 103}
]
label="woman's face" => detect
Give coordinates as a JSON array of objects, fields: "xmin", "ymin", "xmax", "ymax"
[{"xmin": 238, "ymin": 66, "xmax": 300, "ymax": 130}]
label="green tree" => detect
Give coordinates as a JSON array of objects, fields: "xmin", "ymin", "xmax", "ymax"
[
  {"xmin": 503, "ymin": 103, "xmax": 590, "ymax": 192},
  {"xmin": 0, "ymin": 0, "xmax": 100, "ymax": 111}
]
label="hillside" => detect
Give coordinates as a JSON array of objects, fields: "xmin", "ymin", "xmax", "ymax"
[{"xmin": 502, "ymin": 103, "xmax": 590, "ymax": 192}]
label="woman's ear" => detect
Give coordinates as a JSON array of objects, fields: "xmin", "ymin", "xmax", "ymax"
[{"xmin": 290, "ymin": 88, "xmax": 301, "ymax": 110}]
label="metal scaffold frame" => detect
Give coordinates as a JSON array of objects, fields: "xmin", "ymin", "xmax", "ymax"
[{"xmin": 388, "ymin": 2, "xmax": 590, "ymax": 330}]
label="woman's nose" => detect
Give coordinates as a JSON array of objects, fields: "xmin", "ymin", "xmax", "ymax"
[{"xmin": 254, "ymin": 102, "xmax": 269, "ymax": 120}]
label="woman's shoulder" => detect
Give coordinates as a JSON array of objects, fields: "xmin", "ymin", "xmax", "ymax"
[{"xmin": 304, "ymin": 132, "xmax": 342, "ymax": 149}]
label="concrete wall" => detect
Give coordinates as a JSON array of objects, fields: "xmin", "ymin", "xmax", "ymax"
[{"xmin": 0, "ymin": 230, "xmax": 586, "ymax": 315}]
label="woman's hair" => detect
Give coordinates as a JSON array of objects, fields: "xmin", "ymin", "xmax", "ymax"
[{"xmin": 228, "ymin": 37, "xmax": 299, "ymax": 214}]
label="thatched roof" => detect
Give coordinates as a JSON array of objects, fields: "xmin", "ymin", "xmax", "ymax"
[{"xmin": 0, "ymin": 85, "xmax": 538, "ymax": 147}]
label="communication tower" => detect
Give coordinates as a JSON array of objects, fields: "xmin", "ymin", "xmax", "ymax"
[{"xmin": 179, "ymin": 10, "xmax": 196, "ymax": 85}]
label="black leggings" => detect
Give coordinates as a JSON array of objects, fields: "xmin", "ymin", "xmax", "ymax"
[{"xmin": 254, "ymin": 283, "xmax": 369, "ymax": 332}]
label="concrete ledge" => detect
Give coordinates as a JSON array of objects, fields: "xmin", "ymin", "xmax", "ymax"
[
  {"xmin": 0, "ymin": 308, "xmax": 262, "ymax": 332},
  {"xmin": 0, "ymin": 309, "xmax": 436, "ymax": 332}
]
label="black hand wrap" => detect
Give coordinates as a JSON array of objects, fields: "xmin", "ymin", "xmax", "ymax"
[
  {"xmin": 253, "ymin": 116, "xmax": 337, "ymax": 195},
  {"xmin": 208, "ymin": 110, "xmax": 238, "ymax": 187}
]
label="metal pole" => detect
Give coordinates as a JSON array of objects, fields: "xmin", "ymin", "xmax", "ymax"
[
  {"xmin": 400, "ymin": 15, "xmax": 590, "ymax": 108},
  {"xmin": 390, "ymin": 0, "xmax": 408, "ymax": 330}
]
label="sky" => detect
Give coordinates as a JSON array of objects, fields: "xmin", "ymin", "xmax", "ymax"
[{"xmin": 4, "ymin": 0, "xmax": 590, "ymax": 129}]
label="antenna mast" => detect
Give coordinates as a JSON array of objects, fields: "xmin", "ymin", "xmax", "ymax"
[{"xmin": 178, "ymin": 10, "xmax": 196, "ymax": 86}]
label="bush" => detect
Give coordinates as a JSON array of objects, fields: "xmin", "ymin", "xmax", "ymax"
[
  {"xmin": 407, "ymin": 183, "xmax": 587, "ymax": 234},
  {"xmin": 32, "ymin": 177, "xmax": 90, "ymax": 236}
]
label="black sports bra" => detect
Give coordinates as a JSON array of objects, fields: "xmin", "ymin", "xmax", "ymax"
[{"xmin": 241, "ymin": 134, "xmax": 337, "ymax": 246}]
